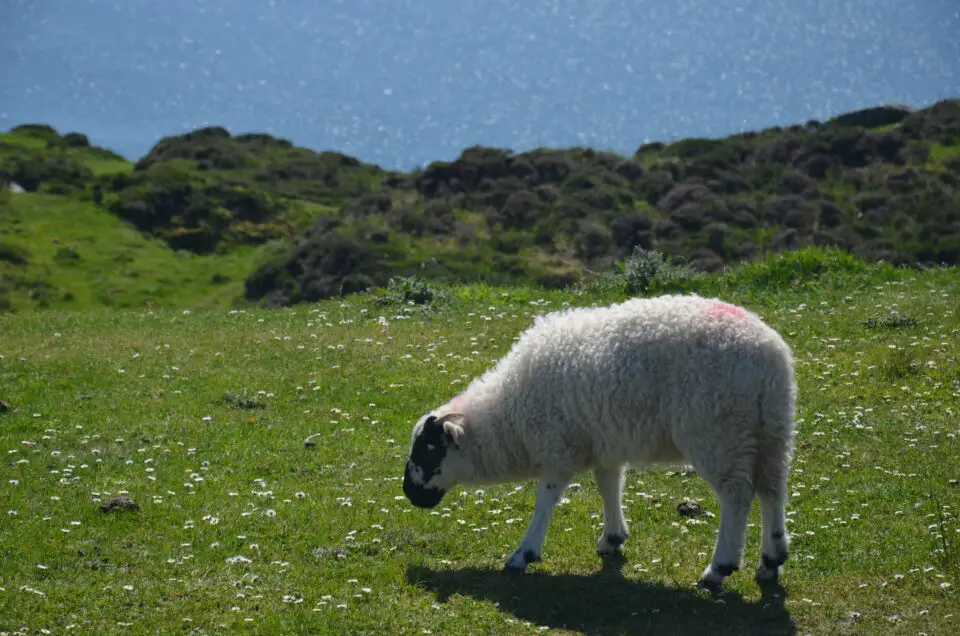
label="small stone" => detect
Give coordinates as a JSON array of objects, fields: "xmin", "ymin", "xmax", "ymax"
[
  {"xmin": 0, "ymin": 399, "xmax": 10, "ymax": 412},
  {"xmin": 99, "ymin": 495, "xmax": 140, "ymax": 514},
  {"xmin": 677, "ymin": 500, "xmax": 705, "ymax": 518}
]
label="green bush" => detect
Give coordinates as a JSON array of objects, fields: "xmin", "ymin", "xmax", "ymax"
[
  {"xmin": 0, "ymin": 151, "xmax": 93, "ymax": 191},
  {"xmin": 380, "ymin": 276, "xmax": 448, "ymax": 306},
  {"xmin": 0, "ymin": 242, "xmax": 30, "ymax": 265},
  {"xmin": 623, "ymin": 248, "xmax": 701, "ymax": 294},
  {"xmin": 585, "ymin": 247, "xmax": 702, "ymax": 295}
]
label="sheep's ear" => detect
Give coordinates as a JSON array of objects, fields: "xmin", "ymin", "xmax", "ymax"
[{"xmin": 437, "ymin": 412, "xmax": 464, "ymax": 448}]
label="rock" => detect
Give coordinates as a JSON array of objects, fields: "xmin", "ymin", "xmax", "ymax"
[
  {"xmin": 219, "ymin": 392, "xmax": 266, "ymax": 410},
  {"xmin": 304, "ymin": 433, "xmax": 322, "ymax": 448},
  {"xmin": 99, "ymin": 494, "xmax": 139, "ymax": 514},
  {"xmin": 677, "ymin": 500, "xmax": 706, "ymax": 518},
  {"xmin": 0, "ymin": 399, "xmax": 10, "ymax": 412}
]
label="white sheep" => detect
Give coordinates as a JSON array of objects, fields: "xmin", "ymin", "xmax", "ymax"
[{"xmin": 402, "ymin": 294, "xmax": 796, "ymax": 588}]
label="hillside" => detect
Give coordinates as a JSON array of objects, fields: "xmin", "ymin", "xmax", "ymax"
[{"xmin": 2, "ymin": 99, "xmax": 959, "ymax": 310}]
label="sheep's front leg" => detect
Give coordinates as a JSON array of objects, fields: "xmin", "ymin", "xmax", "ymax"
[
  {"xmin": 505, "ymin": 473, "xmax": 572, "ymax": 570},
  {"xmin": 595, "ymin": 465, "xmax": 629, "ymax": 556}
]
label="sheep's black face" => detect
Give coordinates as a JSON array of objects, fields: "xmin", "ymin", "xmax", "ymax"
[{"xmin": 403, "ymin": 413, "xmax": 460, "ymax": 509}]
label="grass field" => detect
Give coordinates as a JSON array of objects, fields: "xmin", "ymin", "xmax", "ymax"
[
  {"xmin": 1, "ymin": 193, "xmax": 274, "ymax": 312},
  {"xmin": 1, "ymin": 251, "xmax": 958, "ymax": 634}
]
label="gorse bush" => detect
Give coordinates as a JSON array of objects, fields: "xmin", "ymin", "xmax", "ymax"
[
  {"xmin": 579, "ymin": 247, "xmax": 703, "ymax": 296},
  {"xmin": 381, "ymin": 276, "xmax": 448, "ymax": 307},
  {"xmin": 621, "ymin": 247, "xmax": 702, "ymax": 294}
]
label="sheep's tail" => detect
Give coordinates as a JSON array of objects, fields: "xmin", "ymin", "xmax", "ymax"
[{"xmin": 754, "ymin": 365, "xmax": 796, "ymax": 491}]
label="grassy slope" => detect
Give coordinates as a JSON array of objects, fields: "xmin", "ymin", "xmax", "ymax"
[
  {"xmin": 0, "ymin": 129, "xmax": 132, "ymax": 177},
  {"xmin": 1, "ymin": 251, "xmax": 957, "ymax": 634},
  {"xmin": 0, "ymin": 193, "xmax": 273, "ymax": 311}
]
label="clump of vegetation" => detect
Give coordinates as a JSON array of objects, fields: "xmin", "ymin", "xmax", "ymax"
[
  {"xmin": 620, "ymin": 247, "xmax": 702, "ymax": 294},
  {"xmin": 0, "ymin": 242, "xmax": 30, "ymax": 265},
  {"xmin": 379, "ymin": 276, "xmax": 448, "ymax": 307},
  {"xmin": 862, "ymin": 312, "xmax": 919, "ymax": 329},
  {"xmin": 584, "ymin": 247, "xmax": 702, "ymax": 296}
]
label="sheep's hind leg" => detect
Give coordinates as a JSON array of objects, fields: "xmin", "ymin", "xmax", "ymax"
[
  {"xmin": 699, "ymin": 478, "xmax": 755, "ymax": 589},
  {"xmin": 505, "ymin": 473, "xmax": 572, "ymax": 570},
  {"xmin": 755, "ymin": 477, "xmax": 790, "ymax": 583},
  {"xmin": 595, "ymin": 465, "xmax": 629, "ymax": 556}
]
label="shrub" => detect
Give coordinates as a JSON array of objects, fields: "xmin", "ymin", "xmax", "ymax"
[
  {"xmin": 618, "ymin": 247, "xmax": 701, "ymax": 295},
  {"xmin": 381, "ymin": 276, "xmax": 448, "ymax": 307},
  {"xmin": 62, "ymin": 132, "xmax": 91, "ymax": 148},
  {"xmin": 0, "ymin": 242, "xmax": 30, "ymax": 265},
  {"xmin": 0, "ymin": 151, "xmax": 93, "ymax": 191},
  {"xmin": 574, "ymin": 220, "xmax": 613, "ymax": 260}
]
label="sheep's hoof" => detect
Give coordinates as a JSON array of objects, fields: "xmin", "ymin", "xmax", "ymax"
[
  {"xmin": 756, "ymin": 554, "xmax": 786, "ymax": 583},
  {"xmin": 756, "ymin": 565, "xmax": 780, "ymax": 584},
  {"xmin": 596, "ymin": 533, "xmax": 627, "ymax": 557},
  {"xmin": 505, "ymin": 548, "xmax": 539, "ymax": 570},
  {"xmin": 698, "ymin": 563, "xmax": 737, "ymax": 590}
]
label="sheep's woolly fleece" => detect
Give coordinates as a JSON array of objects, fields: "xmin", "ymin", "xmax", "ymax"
[{"xmin": 442, "ymin": 294, "xmax": 796, "ymax": 485}]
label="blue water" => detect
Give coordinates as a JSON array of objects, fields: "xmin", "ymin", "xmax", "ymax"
[{"xmin": 1, "ymin": 0, "xmax": 958, "ymax": 170}]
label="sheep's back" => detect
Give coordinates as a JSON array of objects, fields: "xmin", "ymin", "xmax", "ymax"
[{"xmin": 472, "ymin": 295, "xmax": 794, "ymax": 468}]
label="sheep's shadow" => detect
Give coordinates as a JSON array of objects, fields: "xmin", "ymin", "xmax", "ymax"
[{"xmin": 407, "ymin": 556, "xmax": 796, "ymax": 635}]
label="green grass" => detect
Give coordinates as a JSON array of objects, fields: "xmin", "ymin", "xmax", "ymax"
[
  {"xmin": 0, "ymin": 193, "xmax": 272, "ymax": 311},
  {"xmin": 0, "ymin": 130, "xmax": 132, "ymax": 177},
  {"xmin": 0, "ymin": 252, "xmax": 957, "ymax": 634},
  {"xmin": 929, "ymin": 142, "xmax": 960, "ymax": 167}
]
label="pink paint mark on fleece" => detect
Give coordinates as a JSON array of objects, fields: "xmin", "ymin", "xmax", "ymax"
[
  {"xmin": 706, "ymin": 301, "xmax": 748, "ymax": 320},
  {"xmin": 450, "ymin": 394, "xmax": 467, "ymax": 412}
]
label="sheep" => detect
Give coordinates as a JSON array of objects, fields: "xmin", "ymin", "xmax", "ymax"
[{"xmin": 402, "ymin": 294, "xmax": 796, "ymax": 589}]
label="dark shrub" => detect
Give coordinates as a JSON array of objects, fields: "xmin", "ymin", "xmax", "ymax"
[
  {"xmin": 635, "ymin": 141, "xmax": 665, "ymax": 155},
  {"xmin": 501, "ymin": 190, "xmax": 544, "ymax": 229},
  {"xmin": 423, "ymin": 199, "xmax": 456, "ymax": 235},
  {"xmin": 819, "ymin": 201, "xmax": 844, "ymax": 228},
  {"xmin": 10, "ymin": 124, "xmax": 60, "ymax": 141},
  {"xmin": 615, "ymin": 159, "xmax": 645, "ymax": 181},
  {"xmin": 245, "ymin": 230, "xmax": 392, "ymax": 306},
  {"xmin": 62, "ymin": 132, "xmax": 91, "ymax": 148},
  {"xmin": 535, "ymin": 270, "xmax": 578, "ymax": 289},
  {"xmin": 575, "ymin": 220, "xmax": 613, "ymax": 260},
  {"xmin": 0, "ymin": 243, "xmax": 29, "ymax": 265},
  {"xmin": 491, "ymin": 231, "xmax": 525, "ymax": 254},
  {"xmin": 689, "ymin": 248, "xmax": 725, "ymax": 272},
  {"xmin": 654, "ymin": 217, "xmax": 680, "ymax": 240},
  {"xmin": 639, "ymin": 170, "xmax": 675, "ymax": 205},
  {"xmin": 532, "ymin": 151, "xmax": 576, "ymax": 183},
  {"xmin": 670, "ymin": 203, "xmax": 707, "ymax": 231},
  {"xmin": 0, "ymin": 151, "xmax": 93, "ymax": 191},
  {"xmin": 509, "ymin": 158, "xmax": 538, "ymax": 182},
  {"xmin": 481, "ymin": 176, "xmax": 525, "ymax": 209},
  {"xmin": 771, "ymin": 228, "xmax": 802, "ymax": 250},
  {"xmin": 657, "ymin": 183, "xmax": 712, "ymax": 214},
  {"xmin": 705, "ymin": 223, "xmax": 734, "ymax": 256},
  {"xmin": 762, "ymin": 195, "xmax": 807, "ymax": 223},
  {"xmin": 387, "ymin": 205, "xmax": 427, "ymax": 236},
  {"xmin": 611, "ymin": 211, "xmax": 654, "ymax": 252},
  {"xmin": 779, "ymin": 170, "xmax": 816, "ymax": 195},
  {"xmin": 343, "ymin": 191, "xmax": 393, "ymax": 218},
  {"xmin": 535, "ymin": 184, "xmax": 561, "ymax": 203}
]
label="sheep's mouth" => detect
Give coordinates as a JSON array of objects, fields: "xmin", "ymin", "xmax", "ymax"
[{"xmin": 403, "ymin": 475, "xmax": 445, "ymax": 509}]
